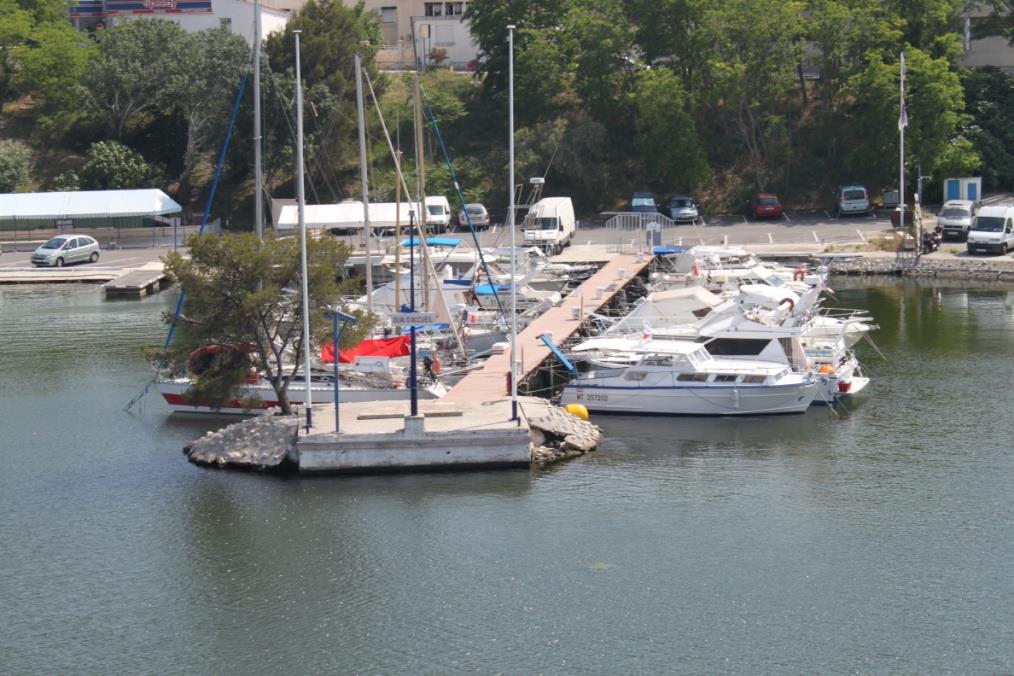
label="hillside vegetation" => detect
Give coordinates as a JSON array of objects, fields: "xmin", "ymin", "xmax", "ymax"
[{"xmin": 5, "ymin": 0, "xmax": 1014, "ymax": 223}]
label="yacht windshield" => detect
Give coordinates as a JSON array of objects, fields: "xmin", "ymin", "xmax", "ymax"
[{"xmin": 973, "ymin": 216, "xmax": 1005, "ymax": 232}]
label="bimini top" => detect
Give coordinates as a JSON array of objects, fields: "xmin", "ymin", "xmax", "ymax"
[{"xmin": 0, "ymin": 189, "xmax": 181, "ymax": 220}]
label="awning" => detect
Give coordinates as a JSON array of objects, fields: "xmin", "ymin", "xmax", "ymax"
[{"xmin": 0, "ymin": 189, "xmax": 182, "ymax": 220}]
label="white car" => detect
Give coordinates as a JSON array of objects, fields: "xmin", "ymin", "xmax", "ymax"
[{"xmin": 31, "ymin": 235, "xmax": 100, "ymax": 267}]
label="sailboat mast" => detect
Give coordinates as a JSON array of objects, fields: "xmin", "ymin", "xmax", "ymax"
[
  {"xmin": 413, "ymin": 72, "xmax": 430, "ymax": 311},
  {"xmin": 295, "ymin": 30, "xmax": 313, "ymax": 431},
  {"xmin": 253, "ymin": 0, "xmax": 263, "ymax": 239},
  {"xmin": 508, "ymin": 24, "xmax": 518, "ymax": 422},
  {"xmin": 355, "ymin": 53, "xmax": 373, "ymax": 315},
  {"xmin": 899, "ymin": 50, "xmax": 905, "ymax": 223}
]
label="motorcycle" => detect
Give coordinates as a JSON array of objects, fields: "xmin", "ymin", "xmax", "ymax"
[{"xmin": 921, "ymin": 226, "xmax": 943, "ymax": 254}]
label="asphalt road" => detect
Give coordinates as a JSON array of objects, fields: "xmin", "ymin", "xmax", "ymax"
[{"xmin": 0, "ymin": 245, "xmax": 176, "ymax": 270}]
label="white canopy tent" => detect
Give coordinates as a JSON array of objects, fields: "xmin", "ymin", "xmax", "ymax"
[
  {"xmin": 276, "ymin": 198, "xmax": 442, "ymax": 233},
  {"xmin": 0, "ymin": 189, "xmax": 182, "ymax": 221}
]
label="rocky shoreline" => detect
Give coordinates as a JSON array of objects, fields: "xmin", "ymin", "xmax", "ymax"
[{"xmin": 822, "ymin": 251, "xmax": 1014, "ymax": 280}]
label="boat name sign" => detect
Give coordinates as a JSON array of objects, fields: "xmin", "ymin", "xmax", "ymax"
[{"xmin": 391, "ymin": 312, "xmax": 437, "ymax": 325}]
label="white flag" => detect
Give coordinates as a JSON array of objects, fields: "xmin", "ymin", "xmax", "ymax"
[{"xmin": 898, "ymin": 51, "xmax": 908, "ymax": 131}]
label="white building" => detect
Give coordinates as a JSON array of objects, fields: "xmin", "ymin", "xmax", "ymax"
[
  {"xmin": 354, "ymin": 0, "xmax": 479, "ymax": 70},
  {"xmin": 70, "ymin": 0, "xmax": 289, "ymax": 46}
]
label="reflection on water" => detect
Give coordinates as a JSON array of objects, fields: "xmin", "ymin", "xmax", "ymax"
[{"xmin": 2, "ymin": 281, "xmax": 1014, "ymax": 673}]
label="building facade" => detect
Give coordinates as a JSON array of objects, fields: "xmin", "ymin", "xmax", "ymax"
[
  {"xmin": 69, "ymin": 0, "xmax": 289, "ymax": 46},
  {"xmin": 357, "ymin": 0, "xmax": 479, "ymax": 70}
]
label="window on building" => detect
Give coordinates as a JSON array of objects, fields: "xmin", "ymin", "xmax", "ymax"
[
  {"xmin": 434, "ymin": 23, "xmax": 453, "ymax": 45},
  {"xmin": 424, "ymin": 2, "xmax": 442, "ymax": 16},
  {"xmin": 380, "ymin": 6, "xmax": 397, "ymax": 45},
  {"xmin": 445, "ymin": 2, "xmax": 464, "ymax": 15},
  {"xmin": 219, "ymin": 17, "xmax": 231, "ymax": 31}
]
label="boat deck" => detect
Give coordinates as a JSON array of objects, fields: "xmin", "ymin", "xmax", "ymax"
[{"xmin": 444, "ymin": 252, "xmax": 652, "ymax": 402}]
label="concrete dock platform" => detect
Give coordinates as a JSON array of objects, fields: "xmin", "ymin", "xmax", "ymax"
[{"xmin": 296, "ymin": 398, "xmax": 532, "ymax": 474}]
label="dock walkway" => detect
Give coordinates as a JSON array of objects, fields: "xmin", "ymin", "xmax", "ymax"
[
  {"xmin": 444, "ymin": 252, "xmax": 652, "ymax": 402},
  {"xmin": 102, "ymin": 262, "xmax": 170, "ymax": 298}
]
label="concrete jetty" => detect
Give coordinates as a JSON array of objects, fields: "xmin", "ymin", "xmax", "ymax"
[{"xmin": 183, "ymin": 397, "xmax": 602, "ymax": 474}]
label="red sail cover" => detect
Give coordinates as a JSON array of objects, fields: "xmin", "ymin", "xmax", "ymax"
[{"xmin": 321, "ymin": 335, "xmax": 412, "ymax": 364}]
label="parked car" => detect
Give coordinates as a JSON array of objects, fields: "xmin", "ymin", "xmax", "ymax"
[
  {"xmin": 749, "ymin": 193, "xmax": 784, "ymax": 219},
  {"xmin": 668, "ymin": 195, "xmax": 699, "ymax": 223},
  {"xmin": 832, "ymin": 185, "xmax": 871, "ymax": 217},
  {"xmin": 630, "ymin": 192, "xmax": 659, "ymax": 213},
  {"xmin": 457, "ymin": 203, "xmax": 491, "ymax": 230},
  {"xmin": 31, "ymin": 235, "xmax": 100, "ymax": 267},
  {"xmin": 937, "ymin": 199, "xmax": 978, "ymax": 241}
]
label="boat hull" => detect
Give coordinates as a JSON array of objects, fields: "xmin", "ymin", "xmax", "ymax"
[
  {"xmin": 560, "ymin": 381, "xmax": 820, "ymax": 416},
  {"xmin": 156, "ymin": 379, "xmax": 445, "ymax": 415}
]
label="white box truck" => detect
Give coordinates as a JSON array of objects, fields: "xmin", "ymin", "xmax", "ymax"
[
  {"xmin": 522, "ymin": 197, "xmax": 576, "ymax": 255},
  {"xmin": 966, "ymin": 204, "xmax": 1014, "ymax": 255}
]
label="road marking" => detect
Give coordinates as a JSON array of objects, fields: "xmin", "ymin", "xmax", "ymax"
[
  {"xmin": 857, "ymin": 229, "xmax": 866, "ymax": 242},
  {"xmin": 742, "ymin": 216, "xmax": 748, "ymax": 224},
  {"xmin": 768, "ymin": 233, "xmax": 774, "ymax": 243},
  {"xmin": 783, "ymin": 213, "xmax": 791, "ymax": 222},
  {"xmin": 812, "ymin": 231, "xmax": 820, "ymax": 243},
  {"xmin": 722, "ymin": 235, "xmax": 728, "ymax": 245}
]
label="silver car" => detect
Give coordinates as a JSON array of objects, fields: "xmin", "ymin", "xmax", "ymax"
[
  {"xmin": 31, "ymin": 235, "xmax": 100, "ymax": 267},
  {"xmin": 457, "ymin": 203, "xmax": 490, "ymax": 230}
]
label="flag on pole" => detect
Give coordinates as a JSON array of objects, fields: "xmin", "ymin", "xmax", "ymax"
[{"xmin": 898, "ymin": 52, "xmax": 908, "ymax": 131}]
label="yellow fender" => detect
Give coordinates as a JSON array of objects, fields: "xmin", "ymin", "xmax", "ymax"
[{"xmin": 564, "ymin": 403, "xmax": 589, "ymax": 421}]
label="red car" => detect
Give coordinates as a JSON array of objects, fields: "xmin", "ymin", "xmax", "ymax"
[{"xmin": 749, "ymin": 193, "xmax": 784, "ymax": 219}]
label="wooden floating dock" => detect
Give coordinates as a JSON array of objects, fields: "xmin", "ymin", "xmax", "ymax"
[
  {"xmin": 444, "ymin": 252, "xmax": 652, "ymax": 402},
  {"xmin": 0, "ymin": 268, "xmax": 120, "ymax": 284},
  {"xmin": 102, "ymin": 263, "xmax": 171, "ymax": 299}
]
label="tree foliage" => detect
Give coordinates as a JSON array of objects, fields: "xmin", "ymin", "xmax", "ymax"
[
  {"xmin": 80, "ymin": 140, "xmax": 158, "ymax": 189},
  {"xmin": 0, "ymin": 139, "xmax": 32, "ymax": 192},
  {"xmin": 161, "ymin": 233, "xmax": 372, "ymax": 414}
]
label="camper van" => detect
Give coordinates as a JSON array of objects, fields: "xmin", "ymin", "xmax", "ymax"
[
  {"xmin": 522, "ymin": 197, "xmax": 576, "ymax": 255},
  {"xmin": 967, "ymin": 205, "xmax": 1014, "ymax": 255},
  {"xmin": 425, "ymin": 196, "xmax": 452, "ymax": 233}
]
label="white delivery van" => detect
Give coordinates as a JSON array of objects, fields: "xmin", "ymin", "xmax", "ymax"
[
  {"xmin": 832, "ymin": 185, "xmax": 871, "ymax": 217},
  {"xmin": 937, "ymin": 199, "xmax": 978, "ymax": 241},
  {"xmin": 522, "ymin": 197, "xmax": 576, "ymax": 255},
  {"xmin": 967, "ymin": 205, "xmax": 1014, "ymax": 255},
  {"xmin": 424, "ymin": 196, "xmax": 452, "ymax": 233}
]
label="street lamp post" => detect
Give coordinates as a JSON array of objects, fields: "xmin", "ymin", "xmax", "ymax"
[{"xmin": 326, "ymin": 308, "xmax": 357, "ymax": 435}]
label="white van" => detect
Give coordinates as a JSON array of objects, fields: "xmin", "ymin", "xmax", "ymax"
[
  {"xmin": 522, "ymin": 197, "xmax": 576, "ymax": 255},
  {"xmin": 937, "ymin": 199, "xmax": 978, "ymax": 241},
  {"xmin": 967, "ymin": 205, "xmax": 1014, "ymax": 255},
  {"xmin": 425, "ymin": 196, "xmax": 452, "ymax": 234},
  {"xmin": 832, "ymin": 185, "xmax": 871, "ymax": 217}
]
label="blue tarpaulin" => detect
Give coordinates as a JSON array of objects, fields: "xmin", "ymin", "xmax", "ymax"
[
  {"xmin": 652, "ymin": 245, "xmax": 690, "ymax": 255},
  {"xmin": 401, "ymin": 237, "xmax": 461, "ymax": 248}
]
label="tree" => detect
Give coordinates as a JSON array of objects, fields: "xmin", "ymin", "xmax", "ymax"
[
  {"xmin": 173, "ymin": 28, "xmax": 249, "ymax": 202},
  {"xmin": 12, "ymin": 22, "xmax": 93, "ymax": 137},
  {"xmin": 80, "ymin": 140, "xmax": 158, "ymax": 189},
  {"xmin": 631, "ymin": 69, "xmax": 709, "ymax": 192},
  {"xmin": 82, "ymin": 19, "xmax": 190, "ymax": 139},
  {"xmin": 962, "ymin": 67, "xmax": 1014, "ymax": 190},
  {"xmin": 160, "ymin": 233, "xmax": 372, "ymax": 414},
  {"xmin": 0, "ymin": 139, "xmax": 32, "ymax": 192},
  {"xmin": 0, "ymin": 0, "xmax": 33, "ymax": 102}
]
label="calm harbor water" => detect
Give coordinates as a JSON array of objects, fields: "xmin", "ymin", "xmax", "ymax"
[{"xmin": 2, "ymin": 279, "xmax": 1013, "ymax": 674}]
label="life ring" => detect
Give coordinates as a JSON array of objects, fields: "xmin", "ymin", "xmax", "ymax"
[
  {"xmin": 432, "ymin": 355, "xmax": 441, "ymax": 375},
  {"xmin": 779, "ymin": 297, "xmax": 795, "ymax": 313},
  {"xmin": 793, "ymin": 264, "xmax": 807, "ymax": 281},
  {"xmin": 691, "ymin": 261, "xmax": 701, "ymax": 277}
]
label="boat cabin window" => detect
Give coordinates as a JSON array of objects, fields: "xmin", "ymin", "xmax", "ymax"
[
  {"xmin": 625, "ymin": 370, "xmax": 647, "ymax": 381},
  {"xmin": 676, "ymin": 373, "xmax": 708, "ymax": 382},
  {"xmin": 703, "ymin": 338, "xmax": 770, "ymax": 356},
  {"xmin": 713, "ymin": 374, "xmax": 739, "ymax": 383},
  {"xmin": 741, "ymin": 375, "xmax": 767, "ymax": 384}
]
